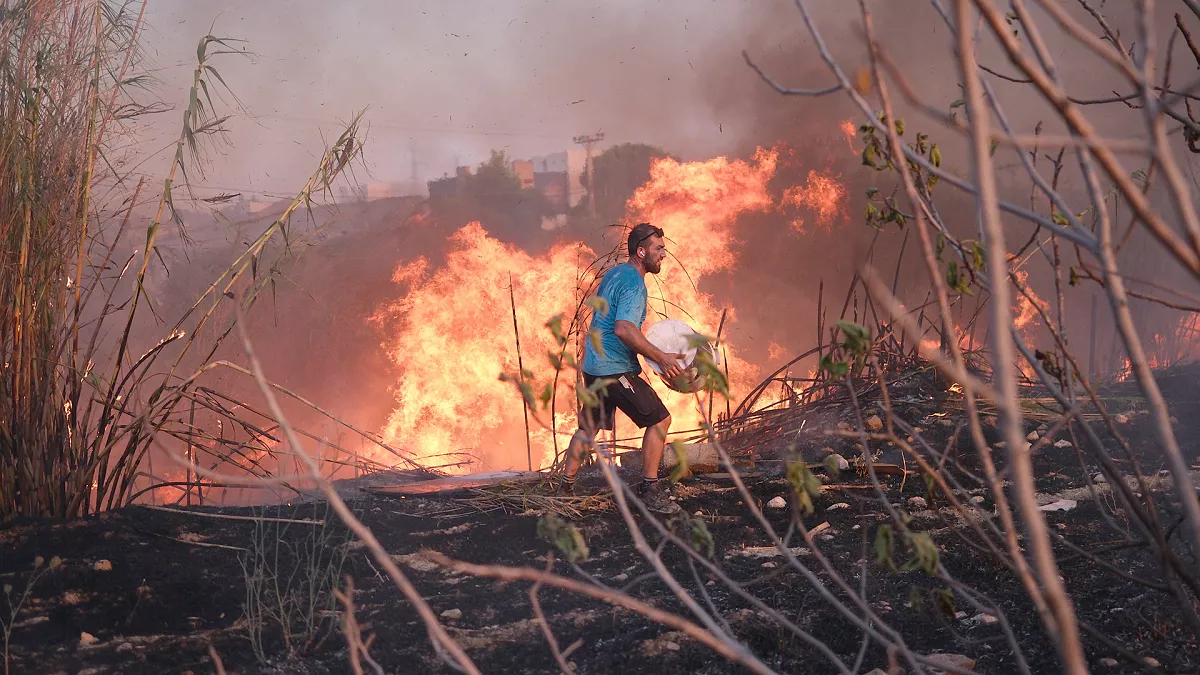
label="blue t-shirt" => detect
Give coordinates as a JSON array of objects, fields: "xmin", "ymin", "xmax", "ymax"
[{"xmin": 582, "ymin": 263, "xmax": 647, "ymax": 376}]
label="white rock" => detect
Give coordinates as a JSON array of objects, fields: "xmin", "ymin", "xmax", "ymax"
[
  {"xmin": 973, "ymin": 612, "xmax": 999, "ymax": 625},
  {"xmin": 827, "ymin": 502, "xmax": 851, "ymax": 511},
  {"xmin": 923, "ymin": 653, "xmax": 976, "ymax": 671},
  {"xmin": 994, "ymin": 441, "xmax": 1007, "ymax": 449},
  {"xmin": 761, "ymin": 561, "xmax": 777, "ymax": 569},
  {"xmin": 907, "ymin": 496, "xmax": 928, "ymax": 510},
  {"xmin": 1099, "ymin": 658, "xmax": 1119, "ymax": 667},
  {"xmin": 93, "ymin": 560, "xmax": 112, "ymax": 572},
  {"xmin": 1054, "ymin": 439, "xmax": 1072, "ymax": 448},
  {"xmin": 1093, "ymin": 473, "xmax": 1107, "ymax": 483},
  {"xmin": 955, "ymin": 611, "xmax": 968, "ymax": 620},
  {"xmin": 971, "ymin": 495, "xmax": 986, "ymax": 504},
  {"xmin": 440, "ymin": 608, "xmax": 463, "ymax": 620},
  {"xmin": 1026, "ymin": 431, "xmax": 1039, "ymax": 442},
  {"xmin": 694, "ymin": 510, "xmax": 704, "ymax": 517},
  {"xmin": 1036, "ymin": 423, "xmax": 1049, "ymax": 433},
  {"xmin": 1038, "ymin": 499, "xmax": 1077, "ymax": 512},
  {"xmin": 767, "ymin": 496, "xmax": 787, "ymax": 509},
  {"xmin": 392, "ymin": 552, "xmax": 439, "ymax": 573},
  {"xmin": 831, "ymin": 454, "xmax": 850, "ymax": 471},
  {"xmin": 866, "ymin": 415, "xmax": 884, "ymax": 432},
  {"xmin": 665, "ymin": 641, "xmax": 681, "ymax": 651},
  {"xmin": 115, "ymin": 642, "xmax": 134, "ymax": 653},
  {"xmin": 1144, "ymin": 657, "xmax": 1162, "ymax": 667},
  {"xmin": 613, "ymin": 573, "xmax": 629, "ymax": 582},
  {"xmin": 1113, "ymin": 414, "xmax": 1129, "ymax": 425},
  {"xmin": 79, "ymin": 632, "xmax": 98, "ymax": 646}
]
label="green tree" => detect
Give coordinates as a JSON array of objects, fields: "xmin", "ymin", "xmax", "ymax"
[{"xmin": 579, "ymin": 143, "xmax": 675, "ymax": 222}]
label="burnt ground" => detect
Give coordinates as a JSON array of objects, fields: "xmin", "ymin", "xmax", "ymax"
[{"xmin": 4, "ymin": 366, "xmax": 1200, "ymax": 674}]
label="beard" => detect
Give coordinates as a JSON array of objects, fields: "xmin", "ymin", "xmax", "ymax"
[{"xmin": 645, "ymin": 258, "xmax": 662, "ymax": 274}]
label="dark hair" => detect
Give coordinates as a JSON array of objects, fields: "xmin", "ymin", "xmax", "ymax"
[{"xmin": 627, "ymin": 222, "xmax": 664, "ymax": 260}]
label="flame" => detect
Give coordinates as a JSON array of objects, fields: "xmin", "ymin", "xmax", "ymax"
[
  {"xmin": 839, "ymin": 119, "xmax": 857, "ymax": 151},
  {"xmin": 767, "ymin": 342, "xmax": 788, "ymax": 361},
  {"xmin": 370, "ymin": 224, "xmax": 589, "ymax": 470},
  {"xmin": 622, "ymin": 149, "xmax": 778, "ymax": 433},
  {"xmin": 1011, "ymin": 267, "xmax": 1048, "ymax": 338},
  {"xmin": 782, "ymin": 169, "xmax": 848, "ymax": 232},
  {"xmin": 372, "ymin": 149, "xmax": 780, "ymax": 471}
]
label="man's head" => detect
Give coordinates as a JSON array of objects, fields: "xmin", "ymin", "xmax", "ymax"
[{"xmin": 627, "ymin": 223, "xmax": 667, "ymax": 274}]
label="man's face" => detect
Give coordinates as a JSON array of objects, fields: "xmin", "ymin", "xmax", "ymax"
[{"xmin": 639, "ymin": 235, "xmax": 668, "ymax": 274}]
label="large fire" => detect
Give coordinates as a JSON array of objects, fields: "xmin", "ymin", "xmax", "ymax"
[
  {"xmin": 372, "ymin": 145, "xmax": 843, "ymax": 472},
  {"xmin": 369, "ymin": 225, "xmax": 588, "ymax": 470},
  {"xmin": 782, "ymin": 169, "xmax": 848, "ymax": 233}
]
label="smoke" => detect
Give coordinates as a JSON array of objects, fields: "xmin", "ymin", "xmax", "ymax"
[{"xmin": 125, "ymin": 1, "xmax": 1200, "ymax": 483}]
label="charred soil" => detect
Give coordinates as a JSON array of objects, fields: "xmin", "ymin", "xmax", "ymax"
[{"xmin": 4, "ymin": 367, "xmax": 1200, "ymax": 674}]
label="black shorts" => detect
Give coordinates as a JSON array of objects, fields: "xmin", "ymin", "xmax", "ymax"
[{"xmin": 579, "ymin": 372, "xmax": 670, "ymax": 431}]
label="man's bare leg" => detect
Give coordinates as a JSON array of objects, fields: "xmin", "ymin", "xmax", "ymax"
[
  {"xmin": 641, "ymin": 415, "xmax": 672, "ymax": 480},
  {"xmin": 563, "ymin": 429, "xmax": 591, "ymax": 480}
]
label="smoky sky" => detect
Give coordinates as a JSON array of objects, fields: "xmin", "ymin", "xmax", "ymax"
[
  {"xmin": 135, "ymin": 1, "xmax": 885, "ymax": 198},
  {"xmin": 138, "ymin": 1, "xmax": 1188, "ymax": 198}
]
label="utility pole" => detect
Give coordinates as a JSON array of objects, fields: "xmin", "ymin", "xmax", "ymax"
[{"xmin": 573, "ymin": 131, "xmax": 605, "ymax": 219}]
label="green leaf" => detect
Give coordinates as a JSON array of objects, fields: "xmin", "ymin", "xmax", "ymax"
[
  {"xmin": 905, "ymin": 531, "xmax": 940, "ymax": 575},
  {"xmin": 587, "ymin": 295, "xmax": 610, "ymax": 316},
  {"xmin": 669, "ymin": 439, "xmax": 689, "ymax": 483},
  {"xmin": 786, "ymin": 459, "xmax": 822, "ymax": 515},
  {"xmin": 823, "ymin": 454, "xmax": 843, "ymax": 477},
  {"xmin": 875, "ymin": 524, "xmax": 895, "ymax": 571},
  {"xmin": 537, "ymin": 513, "xmax": 590, "ymax": 563},
  {"xmin": 820, "ymin": 355, "xmax": 849, "ymax": 378},
  {"xmin": 837, "ymin": 320, "xmax": 871, "ymax": 356},
  {"xmin": 588, "ymin": 329, "xmax": 606, "ymax": 358},
  {"xmin": 546, "ymin": 314, "xmax": 567, "ymax": 346},
  {"xmin": 934, "ymin": 587, "xmax": 956, "ymax": 617},
  {"xmin": 1069, "ymin": 266, "xmax": 1080, "ymax": 286},
  {"xmin": 949, "ymin": 99, "xmax": 965, "ymax": 109},
  {"xmin": 688, "ymin": 517, "xmax": 715, "ymax": 558},
  {"xmin": 865, "ymin": 187, "xmax": 879, "ymax": 198},
  {"xmin": 930, "ymin": 144, "xmax": 942, "ymax": 167}
]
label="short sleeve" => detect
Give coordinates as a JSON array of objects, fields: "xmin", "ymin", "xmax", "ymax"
[{"xmin": 612, "ymin": 280, "xmax": 645, "ymax": 325}]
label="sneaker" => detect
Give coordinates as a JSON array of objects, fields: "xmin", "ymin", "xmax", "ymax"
[{"xmin": 636, "ymin": 479, "xmax": 680, "ymax": 514}]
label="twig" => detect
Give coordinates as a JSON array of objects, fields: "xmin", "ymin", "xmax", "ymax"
[
  {"xmin": 511, "ymin": 274, "xmax": 534, "ymax": 472},
  {"xmin": 232, "ymin": 296, "xmax": 481, "ymax": 675},
  {"xmin": 529, "ymin": 555, "xmax": 574, "ymax": 674},
  {"xmin": 427, "ymin": 550, "xmax": 777, "ymax": 672}
]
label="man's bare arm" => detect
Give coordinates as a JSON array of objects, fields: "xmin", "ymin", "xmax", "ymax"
[{"xmin": 614, "ymin": 320, "xmax": 685, "ymax": 380}]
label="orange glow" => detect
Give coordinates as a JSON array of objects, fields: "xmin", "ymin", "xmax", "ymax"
[
  {"xmin": 370, "ymin": 224, "xmax": 589, "ymax": 471},
  {"xmin": 768, "ymin": 342, "xmax": 787, "ymax": 361},
  {"xmin": 782, "ymin": 169, "xmax": 848, "ymax": 232},
  {"xmin": 1011, "ymin": 267, "xmax": 1048, "ymax": 340},
  {"xmin": 623, "ymin": 148, "xmax": 777, "ymax": 433},
  {"xmin": 839, "ymin": 119, "xmax": 857, "ymax": 151},
  {"xmin": 372, "ymin": 149, "xmax": 779, "ymax": 471}
]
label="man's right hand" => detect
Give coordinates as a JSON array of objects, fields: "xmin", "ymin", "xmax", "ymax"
[{"xmin": 655, "ymin": 352, "xmax": 687, "ymax": 381}]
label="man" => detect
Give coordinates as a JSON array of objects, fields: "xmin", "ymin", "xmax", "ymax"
[{"xmin": 562, "ymin": 222, "xmax": 685, "ymax": 513}]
